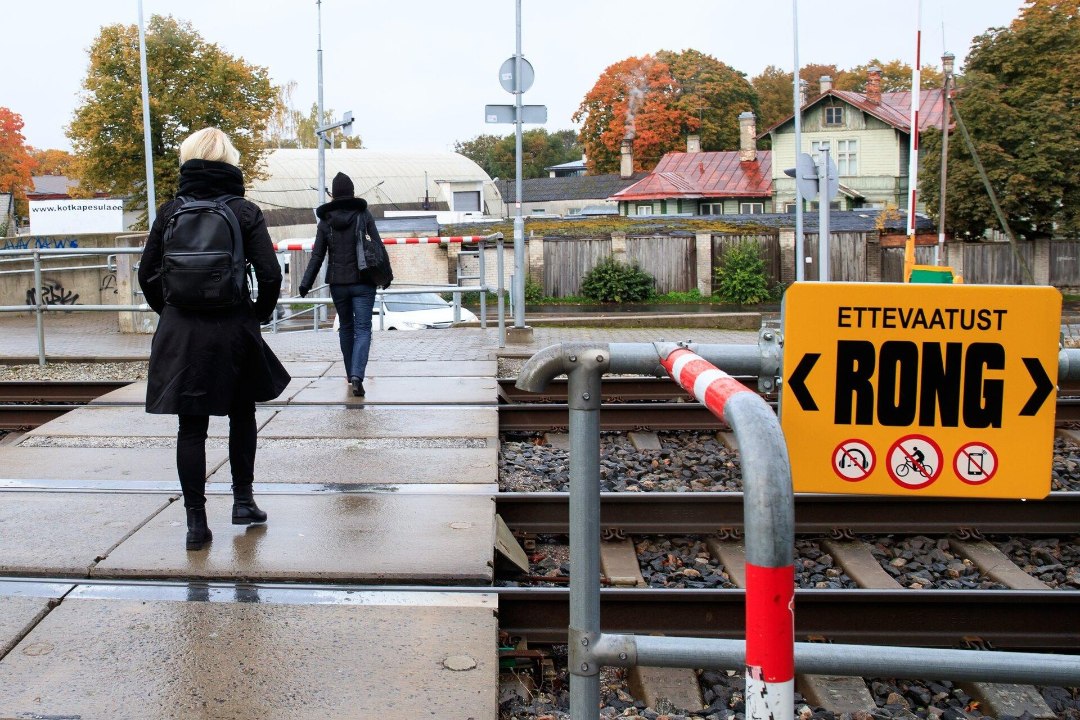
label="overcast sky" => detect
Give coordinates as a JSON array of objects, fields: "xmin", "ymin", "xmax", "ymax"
[{"xmin": 4, "ymin": 0, "xmax": 1024, "ymax": 154}]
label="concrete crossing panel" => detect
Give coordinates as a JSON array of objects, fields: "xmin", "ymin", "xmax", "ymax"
[
  {"xmin": 21, "ymin": 407, "xmax": 277, "ymax": 439},
  {"xmin": 208, "ymin": 445, "xmax": 497, "ymax": 485},
  {"xmin": 94, "ymin": 492, "xmax": 495, "ymax": 583},
  {"xmin": 259, "ymin": 406, "xmax": 496, "ymax": 440},
  {"xmin": 346, "ymin": 360, "xmax": 498, "ymax": 377},
  {"xmin": 0, "ymin": 591, "xmax": 497, "ymax": 719},
  {"xmin": 292, "ymin": 376, "xmax": 497, "ymax": 405},
  {"xmin": 0, "ymin": 492, "xmax": 172, "ymax": 576},
  {"xmin": 91, "ymin": 379, "xmax": 314, "ymax": 406},
  {"xmin": 0, "ymin": 447, "xmax": 227, "ymax": 482}
]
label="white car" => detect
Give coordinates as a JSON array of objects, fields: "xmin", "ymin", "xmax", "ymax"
[{"xmin": 334, "ymin": 292, "xmax": 478, "ymax": 331}]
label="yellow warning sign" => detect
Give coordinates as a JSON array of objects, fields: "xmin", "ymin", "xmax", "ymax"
[{"xmin": 781, "ymin": 282, "xmax": 1060, "ymax": 498}]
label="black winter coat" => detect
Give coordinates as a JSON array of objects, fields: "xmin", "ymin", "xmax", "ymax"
[
  {"xmin": 138, "ymin": 160, "xmax": 290, "ymax": 416},
  {"xmin": 300, "ymin": 196, "xmax": 381, "ymax": 288}
]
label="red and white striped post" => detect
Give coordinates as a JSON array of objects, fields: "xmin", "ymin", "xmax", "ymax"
[{"xmin": 659, "ymin": 346, "xmax": 795, "ymax": 719}]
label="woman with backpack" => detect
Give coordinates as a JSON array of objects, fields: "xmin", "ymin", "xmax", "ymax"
[
  {"xmin": 298, "ymin": 172, "xmax": 389, "ymax": 398},
  {"xmin": 138, "ymin": 127, "xmax": 290, "ymax": 552}
]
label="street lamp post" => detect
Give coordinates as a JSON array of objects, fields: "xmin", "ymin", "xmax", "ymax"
[
  {"xmin": 936, "ymin": 52, "xmax": 955, "ymax": 266},
  {"xmin": 314, "ymin": 0, "xmax": 353, "ymax": 204}
]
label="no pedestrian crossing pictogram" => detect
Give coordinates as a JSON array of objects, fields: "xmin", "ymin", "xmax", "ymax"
[
  {"xmin": 832, "ymin": 440, "xmax": 875, "ymax": 482},
  {"xmin": 953, "ymin": 442, "xmax": 998, "ymax": 485},
  {"xmin": 887, "ymin": 434, "xmax": 942, "ymax": 490}
]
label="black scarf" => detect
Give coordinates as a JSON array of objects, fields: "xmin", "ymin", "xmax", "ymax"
[{"xmin": 177, "ymin": 159, "xmax": 246, "ymax": 199}]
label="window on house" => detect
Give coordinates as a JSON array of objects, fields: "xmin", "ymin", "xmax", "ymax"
[
  {"xmin": 739, "ymin": 202, "xmax": 764, "ymax": 214},
  {"xmin": 811, "ymin": 201, "xmax": 843, "ymax": 211},
  {"xmin": 811, "ymin": 140, "xmax": 831, "ymax": 164},
  {"xmin": 530, "ymin": 208, "xmax": 546, "ymax": 214},
  {"xmin": 784, "ymin": 203, "xmax": 798, "ymax": 213},
  {"xmin": 635, "ymin": 204, "xmax": 653, "ymax": 216},
  {"xmin": 825, "ymin": 106, "xmax": 844, "ymax": 125},
  {"xmin": 836, "ymin": 139, "xmax": 858, "ymax": 175},
  {"xmin": 568, "ymin": 207, "xmax": 582, "ymax": 215},
  {"xmin": 699, "ymin": 202, "xmax": 724, "ymax": 215}
]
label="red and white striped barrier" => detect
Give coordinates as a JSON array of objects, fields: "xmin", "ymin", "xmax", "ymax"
[
  {"xmin": 659, "ymin": 346, "xmax": 795, "ymax": 718},
  {"xmin": 273, "ymin": 236, "xmax": 490, "ymax": 252}
]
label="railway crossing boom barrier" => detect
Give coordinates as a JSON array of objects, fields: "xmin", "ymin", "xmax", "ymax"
[{"xmin": 516, "ymin": 338, "xmax": 1080, "ymax": 720}]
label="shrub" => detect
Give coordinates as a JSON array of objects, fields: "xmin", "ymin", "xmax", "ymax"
[
  {"xmin": 524, "ymin": 275, "xmax": 544, "ymax": 303},
  {"xmin": 714, "ymin": 243, "xmax": 773, "ymax": 304},
  {"xmin": 580, "ymin": 257, "xmax": 655, "ymax": 303}
]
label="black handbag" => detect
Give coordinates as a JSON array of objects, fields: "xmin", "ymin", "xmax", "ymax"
[{"xmin": 354, "ymin": 211, "xmax": 394, "ymax": 289}]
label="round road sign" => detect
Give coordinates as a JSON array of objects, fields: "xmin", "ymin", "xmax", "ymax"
[
  {"xmin": 953, "ymin": 442, "xmax": 998, "ymax": 485},
  {"xmin": 499, "ymin": 56, "xmax": 534, "ymax": 93},
  {"xmin": 886, "ymin": 434, "xmax": 942, "ymax": 490},
  {"xmin": 832, "ymin": 439, "xmax": 875, "ymax": 482}
]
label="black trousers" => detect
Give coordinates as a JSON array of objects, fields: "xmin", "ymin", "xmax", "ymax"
[{"xmin": 177, "ymin": 404, "xmax": 257, "ymax": 509}]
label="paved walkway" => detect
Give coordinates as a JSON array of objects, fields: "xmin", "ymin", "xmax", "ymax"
[{"xmin": 0, "ymin": 311, "xmax": 760, "ymax": 364}]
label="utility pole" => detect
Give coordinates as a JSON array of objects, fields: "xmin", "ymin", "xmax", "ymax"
[
  {"xmin": 792, "ymin": 0, "xmax": 804, "ymax": 281},
  {"xmin": 936, "ymin": 52, "xmax": 954, "ymax": 266},
  {"xmin": 137, "ymin": 0, "xmax": 156, "ymax": 227},
  {"xmin": 316, "ymin": 0, "xmax": 326, "ymax": 203}
]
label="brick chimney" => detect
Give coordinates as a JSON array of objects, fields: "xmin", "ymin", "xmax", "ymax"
[
  {"xmin": 687, "ymin": 134, "xmax": 701, "ymax": 153},
  {"xmin": 819, "ymin": 75, "xmax": 833, "ymax": 94},
  {"xmin": 738, "ymin": 112, "xmax": 757, "ymax": 162},
  {"xmin": 798, "ymin": 79, "xmax": 808, "ymax": 108},
  {"xmin": 866, "ymin": 66, "xmax": 882, "ymax": 104},
  {"xmin": 620, "ymin": 140, "xmax": 633, "ymax": 178}
]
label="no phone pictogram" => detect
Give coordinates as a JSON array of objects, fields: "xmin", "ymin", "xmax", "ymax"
[
  {"xmin": 887, "ymin": 434, "xmax": 942, "ymax": 489},
  {"xmin": 954, "ymin": 442, "xmax": 998, "ymax": 485},
  {"xmin": 832, "ymin": 440, "xmax": 875, "ymax": 482}
]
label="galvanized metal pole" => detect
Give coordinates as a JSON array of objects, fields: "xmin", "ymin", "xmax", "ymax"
[
  {"xmin": 936, "ymin": 52, "xmax": 954, "ymax": 266},
  {"xmin": 512, "ymin": 0, "xmax": 526, "ymax": 329},
  {"xmin": 792, "ymin": 0, "xmax": 805, "ymax": 282},
  {"xmin": 904, "ymin": 0, "xmax": 923, "ymax": 281},
  {"xmin": 567, "ymin": 346, "xmax": 607, "ymax": 720},
  {"xmin": 497, "ymin": 237, "xmax": 506, "ymax": 347},
  {"xmin": 316, "ymin": 0, "xmax": 326, "ymax": 206},
  {"xmin": 33, "ymin": 252, "xmax": 45, "ymax": 366},
  {"xmin": 137, "ymin": 0, "xmax": 156, "ymax": 228},
  {"xmin": 818, "ymin": 148, "xmax": 830, "ymax": 281}
]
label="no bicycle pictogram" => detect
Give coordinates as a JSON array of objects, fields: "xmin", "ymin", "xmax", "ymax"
[
  {"xmin": 953, "ymin": 442, "xmax": 999, "ymax": 485},
  {"xmin": 887, "ymin": 434, "xmax": 943, "ymax": 490},
  {"xmin": 832, "ymin": 440, "xmax": 875, "ymax": 482}
]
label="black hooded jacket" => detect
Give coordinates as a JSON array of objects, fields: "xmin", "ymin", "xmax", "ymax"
[
  {"xmin": 300, "ymin": 196, "xmax": 382, "ymax": 288},
  {"xmin": 137, "ymin": 160, "xmax": 289, "ymax": 415}
]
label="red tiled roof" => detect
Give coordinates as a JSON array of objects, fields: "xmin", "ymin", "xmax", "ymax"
[
  {"xmin": 761, "ymin": 88, "xmax": 947, "ymax": 136},
  {"xmin": 610, "ymin": 150, "xmax": 772, "ymax": 201}
]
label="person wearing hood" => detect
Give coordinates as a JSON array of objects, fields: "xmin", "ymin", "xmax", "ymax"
[
  {"xmin": 298, "ymin": 172, "xmax": 382, "ymax": 398},
  {"xmin": 138, "ymin": 127, "xmax": 291, "ymax": 552}
]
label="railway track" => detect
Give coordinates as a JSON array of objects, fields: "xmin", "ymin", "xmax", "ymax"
[{"xmin": 7, "ymin": 379, "xmax": 1080, "ymax": 431}]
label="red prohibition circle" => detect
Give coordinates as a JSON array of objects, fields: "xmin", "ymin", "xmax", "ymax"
[
  {"xmin": 832, "ymin": 439, "xmax": 875, "ymax": 482},
  {"xmin": 886, "ymin": 434, "xmax": 943, "ymax": 489},
  {"xmin": 953, "ymin": 443, "xmax": 999, "ymax": 486}
]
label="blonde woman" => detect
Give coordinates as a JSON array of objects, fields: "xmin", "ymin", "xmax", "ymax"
[{"xmin": 138, "ymin": 128, "xmax": 290, "ymax": 551}]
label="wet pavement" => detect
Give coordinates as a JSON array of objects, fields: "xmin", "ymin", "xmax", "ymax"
[{"xmin": 0, "ymin": 312, "xmax": 757, "ymax": 719}]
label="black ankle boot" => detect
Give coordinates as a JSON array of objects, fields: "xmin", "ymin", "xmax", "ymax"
[
  {"xmin": 232, "ymin": 485, "xmax": 268, "ymax": 525},
  {"xmin": 186, "ymin": 507, "xmax": 213, "ymax": 551}
]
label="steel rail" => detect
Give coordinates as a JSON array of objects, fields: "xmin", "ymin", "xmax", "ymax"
[
  {"xmin": 495, "ymin": 492, "xmax": 1080, "ymax": 536},
  {"xmin": 495, "ymin": 587, "xmax": 1080, "ymax": 650},
  {"xmin": 0, "ymin": 381, "xmax": 129, "ymax": 403}
]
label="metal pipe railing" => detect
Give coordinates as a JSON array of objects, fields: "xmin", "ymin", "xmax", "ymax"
[{"xmin": 517, "ymin": 339, "xmax": 1080, "ymax": 720}]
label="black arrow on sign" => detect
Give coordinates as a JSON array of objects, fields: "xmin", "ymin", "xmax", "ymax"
[
  {"xmin": 787, "ymin": 353, "xmax": 820, "ymax": 411},
  {"xmin": 1020, "ymin": 357, "xmax": 1054, "ymax": 416}
]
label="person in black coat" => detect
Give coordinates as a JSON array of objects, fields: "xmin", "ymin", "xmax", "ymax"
[
  {"xmin": 298, "ymin": 172, "xmax": 381, "ymax": 397},
  {"xmin": 138, "ymin": 127, "xmax": 290, "ymax": 551}
]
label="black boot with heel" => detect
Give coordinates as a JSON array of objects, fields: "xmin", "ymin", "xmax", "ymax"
[
  {"xmin": 232, "ymin": 484, "xmax": 268, "ymax": 525},
  {"xmin": 185, "ymin": 507, "xmax": 213, "ymax": 551}
]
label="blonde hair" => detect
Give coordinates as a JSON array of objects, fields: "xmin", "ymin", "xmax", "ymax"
[{"xmin": 179, "ymin": 128, "xmax": 241, "ymax": 167}]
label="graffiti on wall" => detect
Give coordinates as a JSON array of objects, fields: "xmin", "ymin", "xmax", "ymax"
[
  {"xmin": 2, "ymin": 237, "xmax": 80, "ymax": 250},
  {"xmin": 100, "ymin": 271, "xmax": 117, "ymax": 295},
  {"xmin": 26, "ymin": 278, "xmax": 80, "ymax": 306}
]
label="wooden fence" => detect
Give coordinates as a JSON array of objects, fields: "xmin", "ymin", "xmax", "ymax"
[{"xmin": 541, "ymin": 233, "xmax": 1080, "ymax": 298}]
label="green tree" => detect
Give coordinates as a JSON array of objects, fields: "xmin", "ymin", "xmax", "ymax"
[
  {"xmin": 836, "ymin": 59, "xmax": 943, "ymax": 92},
  {"xmin": 920, "ymin": 0, "xmax": 1079, "ymax": 239},
  {"xmin": 67, "ymin": 16, "xmax": 277, "ymax": 227},
  {"xmin": 455, "ymin": 129, "xmax": 581, "ymax": 180}
]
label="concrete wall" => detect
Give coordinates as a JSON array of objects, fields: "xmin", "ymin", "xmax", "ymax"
[{"xmin": 0, "ymin": 233, "xmax": 128, "ymax": 312}]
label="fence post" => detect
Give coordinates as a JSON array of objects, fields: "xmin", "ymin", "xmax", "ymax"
[{"xmin": 32, "ymin": 251, "xmax": 46, "ymax": 366}]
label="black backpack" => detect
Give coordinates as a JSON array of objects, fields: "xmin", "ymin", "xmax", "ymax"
[
  {"xmin": 159, "ymin": 195, "xmax": 246, "ymax": 309},
  {"xmin": 354, "ymin": 211, "xmax": 394, "ymax": 289}
]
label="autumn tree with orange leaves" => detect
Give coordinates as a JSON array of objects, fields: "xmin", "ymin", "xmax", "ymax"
[
  {"xmin": 0, "ymin": 107, "xmax": 37, "ymax": 233},
  {"xmin": 574, "ymin": 55, "xmax": 690, "ymax": 175}
]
